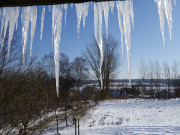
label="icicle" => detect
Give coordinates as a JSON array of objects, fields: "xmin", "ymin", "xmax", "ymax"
[
  {"xmin": 91, "ymin": 2, "xmax": 93, "ymax": 10},
  {"xmin": 75, "ymin": 2, "xmax": 89, "ymax": 38},
  {"xmin": 94, "ymin": 3, "xmax": 103, "ymax": 89},
  {"xmin": 116, "ymin": 0, "xmax": 134, "ymax": 87},
  {"xmin": 21, "ymin": 7, "xmax": 29, "ymax": 63},
  {"xmin": 0, "ymin": 8, "xmax": 6, "ymax": 47},
  {"xmin": 7, "ymin": 7, "xmax": 19, "ymax": 59},
  {"xmin": 117, "ymin": 3, "xmax": 124, "ymax": 58},
  {"xmin": 0, "ymin": 9, "xmax": 1, "ymax": 45},
  {"xmin": 127, "ymin": 49, "xmax": 131, "ymax": 87},
  {"xmin": 0, "ymin": 8, "xmax": 6, "ymax": 46},
  {"xmin": 1, "ymin": 8, "xmax": 7, "ymax": 49},
  {"xmin": 0, "ymin": 9, "xmax": 2, "ymax": 26},
  {"xmin": 71, "ymin": 3, "xmax": 73, "ymax": 9},
  {"xmin": 0, "ymin": 7, "xmax": 19, "ymax": 59},
  {"xmin": 64, "ymin": 4, "xmax": 68, "ymax": 29},
  {"xmin": 102, "ymin": 2, "xmax": 109, "ymax": 37},
  {"xmin": 30, "ymin": 7, "xmax": 37, "ymax": 57},
  {"xmin": 0, "ymin": 9, "xmax": 1, "ymax": 17},
  {"xmin": 154, "ymin": 0, "xmax": 172, "ymax": 47},
  {"xmin": 109, "ymin": 1, "xmax": 114, "ymax": 14},
  {"xmin": 21, "ymin": 6, "xmax": 37, "ymax": 63},
  {"xmin": 82, "ymin": 3, "xmax": 89, "ymax": 28},
  {"xmin": 52, "ymin": 5, "xmax": 63, "ymax": 97},
  {"xmin": 40, "ymin": 6, "xmax": 45, "ymax": 40},
  {"xmin": 130, "ymin": 1, "xmax": 134, "ymax": 29},
  {"xmin": 49, "ymin": 6, "xmax": 51, "ymax": 12},
  {"xmin": 75, "ymin": 4, "xmax": 82, "ymax": 38}
]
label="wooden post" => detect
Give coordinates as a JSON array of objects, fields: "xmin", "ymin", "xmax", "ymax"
[
  {"xmin": 78, "ymin": 119, "xmax": 80, "ymax": 135},
  {"xmin": 57, "ymin": 119, "xmax": 59, "ymax": 135}
]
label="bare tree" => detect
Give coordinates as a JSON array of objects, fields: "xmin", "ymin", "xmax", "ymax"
[
  {"xmin": 147, "ymin": 60, "xmax": 155, "ymax": 99},
  {"xmin": 171, "ymin": 60, "xmax": 179, "ymax": 90},
  {"xmin": 138, "ymin": 59, "xmax": 148, "ymax": 83},
  {"xmin": 84, "ymin": 35, "xmax": 120, "ymax": 98},
  {"xmin": 162, "ymin": 62, "xmax": 171, "ymax": 98},
  {"xmin": 138, "ymin": 59, "xmax": 148, "ymax": 98},
  {"xmin": 72, "ymin": 56, "xmax": 89, "ymax": 92},
  {"xmin": 171, "ymin": 60, "xmax": 180, "ymax": 98},
  {"xmin": 154, "ymin": 60, "xmax": 161, "ymax": 98},
  {"xmin": 41, "ymin": 51, "xmax": 55, "ymax": 79},
  {"xmin": 0, "ymin": 31, "xmax": 23, "ymax": 131},
  {"xmin": 0, "ymin": 31, "xmax": 21, "ymax": 76}
]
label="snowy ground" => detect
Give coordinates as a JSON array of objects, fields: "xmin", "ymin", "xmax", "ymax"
[{"xmin": 42, "ymin": 98, "xmax": 180, "ymax": 135}]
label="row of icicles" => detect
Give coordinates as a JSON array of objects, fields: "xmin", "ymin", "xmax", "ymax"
[{"xmin": 0, "ymin": 0, "xmax": 176, "ymax": 97}]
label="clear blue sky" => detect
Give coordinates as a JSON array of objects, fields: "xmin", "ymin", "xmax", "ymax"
[{"xmin": 17, "ymin": 0, "xmax": 180, "ymax": 79}]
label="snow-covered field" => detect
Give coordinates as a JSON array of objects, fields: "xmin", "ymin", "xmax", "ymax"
[{"xmin": 43, "ymin": 98, "xmax": 180, "ymax": 135}]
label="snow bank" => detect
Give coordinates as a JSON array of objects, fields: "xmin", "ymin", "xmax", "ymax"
[{"xmin": 43, "ymin": 98, "xmax": 180, "ymax": 135}]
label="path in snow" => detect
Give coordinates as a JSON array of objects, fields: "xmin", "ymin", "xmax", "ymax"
[{"xmin": 43, "ymin": 99, "xmax": 180, "ymax": 135}]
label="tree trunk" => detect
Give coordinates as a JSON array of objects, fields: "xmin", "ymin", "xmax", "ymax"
[{"xmin": 56, "ymin": 119, "xmax": 59, "ymax": 134}]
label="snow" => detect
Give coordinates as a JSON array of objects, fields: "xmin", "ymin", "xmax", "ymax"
[
  {"xmin": 52, "ymin": 5, "xmax": 63, "ymax": 97},
  {"xmin": 154, "ymin": 0, "xmax": 172, "ymax": 47},
  {"xmin": 43, "ymin": 99, "xmax": 180, "ymax": 135},
  {"xmin": 40, "ymin": 6, "xmax": 45, "ymax": 40},
  {"xmin": 21, "ymin": 6, "xmax": 37, "ymax": 62}
]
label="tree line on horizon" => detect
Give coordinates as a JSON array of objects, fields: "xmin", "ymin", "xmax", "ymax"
[{"xmin": 136, "ymin": 59, "xmax": 180, "ymax": 99}]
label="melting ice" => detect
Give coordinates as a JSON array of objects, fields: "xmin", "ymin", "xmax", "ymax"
[
  {"xmin": 64, "ymin": 4, "xmax": 68, "ymax": 29},
  {"xmin": 52, "ymin": 5, "xmax": 63, "ymax": 97},
  {"xmin": 75, "ymin": 2, "xmax": 89, "ymax": 38},
  {"xmin": 0, "ymin": 7, "xmax": 19, "ymax": 59},
  {"xmin": 94, "ymin": 2, "xmax": 103, "ymax": 88},
  {"xmin": 21, "ymin": 6, "xmax": 37, "ymax": 62},
  {"xmin": 40, "ymin": 6, "xmax": 45, "ymax": 40},
  {"xmin": 0, "ymin": 0, "xmax": 176, "ymax": 96},
  {"xmin": 94, "ymin": 1, "xmax": 117, "ymax": 88},
  {"xmin": 154, "ymin": 0, "xmax": 172, "ymax": 47},
  {"xmin": 116, "ymin": 0, "xmax": 134, "ymax": 87}
]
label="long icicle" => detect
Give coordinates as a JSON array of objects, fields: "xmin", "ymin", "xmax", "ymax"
[
  {"xmin": 30, "ymin": 7, "xmax": 37, "ymax": 57},
  {"xmin": 0, "ymin": 7, "xmax": 19, "ymax": 59},
  {"xmin": 75, "ymin": 2, "xmax": 89, "ymax": 38},
  {"xmin": 154, "ymin": 0, "xmax": 172, "ymax": 47},
  {"xmin": 64, "ymin": 4, "xmax": 68, "ymax": 29},
  {"xmin": 116, "ymin": 0, "xmax": 134, "ymax": 87},
  {"xmin": 52, "ymin": 5, "xmax": 63, "ymax": 97},
  {"xmin": 94, "ymin": 2, "xmax": 103, "ymax": 90},
  {"xmin": 40, "ymin": 6, "xmax": 45, "ymax": 40},
  {"xmin": 102, "ymin": 2, "xmax": 109, "ymax": 38},
  {"xmin": 21, "ymin": 6, "xmax": 37, "ymax": 63}
]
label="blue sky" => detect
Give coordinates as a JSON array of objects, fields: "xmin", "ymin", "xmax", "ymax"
[{"xmin": 17, "ymin": 0, "xmax": 180, "ymax": 79}]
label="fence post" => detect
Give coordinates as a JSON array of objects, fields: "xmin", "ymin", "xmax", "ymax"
[
  {"xmin": 74, "ymin": 118, "xmax": 77, "ymax": 135},
  {"xmin": 78, "ymin": 119, "xmax": 80, "ymax": 135}
]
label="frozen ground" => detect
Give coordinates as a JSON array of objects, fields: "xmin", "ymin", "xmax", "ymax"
[{"xmin": 42, "ymin": 98, "xmax": 180, "ymax": 135}]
